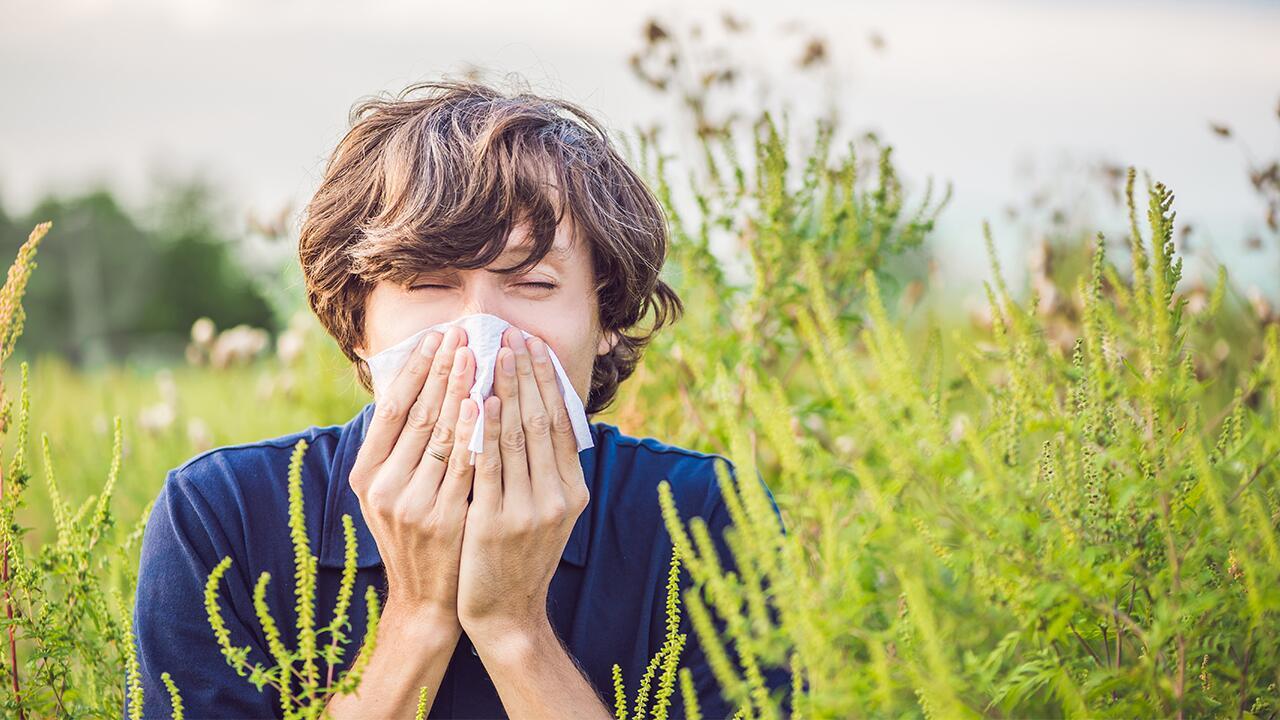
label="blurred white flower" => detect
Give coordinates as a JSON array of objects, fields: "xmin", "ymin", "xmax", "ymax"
[
  {"xmin": 210, "ymin": 325, "xmax": 270, "ymax": 369},
  {"xmin": 187, "ymin": 417, "xmax": 212, "ymax": 452},
  {"xmin": 276, "ymin": 327, "xmax": 305, "ymax": 365},
  {"xmin": 138, "ymin": 402, "xmax": 176, "ymax": 434},
  {"xmin": 156, "ymin": 368, "xmax": 178, "ymax": 405},
  {"xmin": 191, "ymin": 317, "xmax": 217, "ymax": 347}
]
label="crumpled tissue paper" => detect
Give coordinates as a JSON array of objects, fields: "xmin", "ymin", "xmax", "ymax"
[{"xmin": 365, "ymin": 312, "xmax": 593, "ymax": 463}]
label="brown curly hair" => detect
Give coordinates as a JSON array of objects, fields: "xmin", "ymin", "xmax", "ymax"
[{"xmin": 297, "ymin": 77, "xmax": 682, "ymax": 416}]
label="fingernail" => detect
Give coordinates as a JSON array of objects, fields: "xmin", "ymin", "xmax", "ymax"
[
  {"xmin": 453, "ymin": 347, "xmax": 469, "ymax": 373},
  {"xmin": 529, "ymin": 338, "xmax": 548, "ymax": 362},
  {"xmin": 461, "ymin": 400, "xmax": 476, "ymax": 421},
  {"xmin": 485, "ymin": 396, "xmax": 500, "ymax": 419},
  {"xmin": 419, "ymin": 332, "xmax": 441, "ymax": 356},
  {"xmin": 500, "ymin": 350, "xmax": 515, "ymax": 375}
]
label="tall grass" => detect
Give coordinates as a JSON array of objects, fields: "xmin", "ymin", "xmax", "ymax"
[
  {"xmin": 647, "ymin": 138, "xmax": 1280, "ymax": 716},
  {"xmin": 0, "ymin": 105, "xmax": 1274, "ymax": 718}
]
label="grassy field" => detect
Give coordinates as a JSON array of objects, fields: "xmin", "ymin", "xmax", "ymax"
[{"xmin": 1, "ymin": 116, "xmax": 1277, "ymax": 719}]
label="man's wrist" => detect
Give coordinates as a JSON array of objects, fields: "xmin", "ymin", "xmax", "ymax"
[
  {"xmin": 466, "ymin": 614, "xmax": 557, "ymax": 667},
  {"xmin": 381, "ymin": 601, "xmax": 463, "ymax": 647}
]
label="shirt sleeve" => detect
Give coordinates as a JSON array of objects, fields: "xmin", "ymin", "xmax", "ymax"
[
  {"xmin": 667, "ymin": 460, "xmax": 794, "ymax": 720},
  {"xmin": 127, "ymin": 468, "xmax": 283, "ymax": 719}
]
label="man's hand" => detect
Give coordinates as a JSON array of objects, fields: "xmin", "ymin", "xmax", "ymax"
[
  {"xmin": 348, "ymin": 324, "xmax": 477, "ymax": 632},
  {"xmin": 457, "ymin": 326, "xmax": 590, "ymax": 644}
]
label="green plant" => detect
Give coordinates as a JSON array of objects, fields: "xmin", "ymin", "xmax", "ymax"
[
  {"xmin": 611, "ymin": 547, "xmax": 690, "ymax": 720},
  {"xmin": 655, "ymin": 168, "xmax": 1280, "ymax": 718},
  {"xmin": 0, "ymin": 223, "xmax": 153, "ymax": 719},
  {"xmin": 197, "ymin": 438, "xmax": 381, "ymax": 719}
]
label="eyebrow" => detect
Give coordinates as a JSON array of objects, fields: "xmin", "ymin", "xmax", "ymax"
[
  {"xmin": 498, "ymin": 244, "xmax": 571, "ymax": 266},
  {"xmin": 410, "ymin": 244, "xmax": 571, "ymax": 280}
]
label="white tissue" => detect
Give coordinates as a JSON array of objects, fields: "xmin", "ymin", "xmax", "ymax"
[{"xmin": 365, "ymin": 312, "xmax": 594, "ymax": 463}]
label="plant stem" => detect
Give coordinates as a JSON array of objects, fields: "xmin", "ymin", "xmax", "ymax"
[{"xmin": 1, "ymin": 462, "xmax": 26, "ymax": 720}]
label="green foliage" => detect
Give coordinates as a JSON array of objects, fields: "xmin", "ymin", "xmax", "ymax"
[
  {"xmin": 651, "ymin": 159, "xmax": 1280, "ymax": 717},
  {"xmin": 0, "ymin": 222, "xmax": 151, "ymax": 718},
  {"xmin": 0, "ymin": 182, "xmax": 277, "ymax": 369},
  {"xmin": 0, "ymin": 100, "xmax": 1277, "ymax": 720},
  {"xmin": 612, "ymin": 547, "xmax": 689, "ymax": 720},
  {"xmin": 201, "ymin": 438, "xmax": 380, "ymax": 719}
]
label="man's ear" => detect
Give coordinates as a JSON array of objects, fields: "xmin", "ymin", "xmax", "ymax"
[{"xmin": 596, "ymin": 329, "xmax": 620, "ymax": 356}]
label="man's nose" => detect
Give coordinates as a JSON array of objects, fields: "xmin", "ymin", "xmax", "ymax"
[{"xmin": 457, "ymin": 279, "xmax": 507, "ymax": 321}]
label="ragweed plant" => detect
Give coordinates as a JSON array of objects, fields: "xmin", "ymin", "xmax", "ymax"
[
  {"xmin": 200, "ymin": 438, "xmax": 381, "ymax": 719},
  {"xmin": 0, "ymin": 221, "xmax": 154, "ymax": 719},
  {"xmin": 611, "ymin": 546, "xmax": 690, "ymax": 720},
  {"xmin": 5, "ymin": 85, "xmax": 1279, "ymax": 720},
  {"xmin": 615, "ymin": 107, "xmax": 950, "ymax": 444},
  {"xmin": 654, "ymin": 167, "xmax": 1280, "ymax": 718}
]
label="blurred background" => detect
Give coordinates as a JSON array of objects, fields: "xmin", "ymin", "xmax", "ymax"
[
  {"xmin": 3, "ymin": 0, "xmax": 1278, "ymax": 372},
  {"xmin": 4, "ymin": 0, "xmax": 1278, "ymax": 368},
  {"xmin": 0, "ymin": 0, "xmax": 1276, "ymax": 531}
]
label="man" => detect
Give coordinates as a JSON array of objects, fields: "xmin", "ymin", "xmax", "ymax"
[{"xmin": 129, "ymin": 79, "xmax": 790, "ymax": 719}]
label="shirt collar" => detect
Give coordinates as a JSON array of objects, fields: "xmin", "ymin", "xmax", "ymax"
[{"xmin": 318, "ymin": 401, "xmax": 598, "ymax": 570}]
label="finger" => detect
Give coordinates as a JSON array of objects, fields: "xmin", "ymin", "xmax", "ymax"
[
  {"xmin": 415, "ymin": 332, "xmax": 473, "ymax": 493},
  {"xmin": 436, "ymin": 397, "xmax": 479, "ymax": 508},
  {"xmin": 471, "ymin": 395, "xmax": 504, "ymax": 513},
  {"xmin": 508, "ymin": 330, "xmax": 560, "ymax": 502},
  {"xmin": 495, "ymin": 336, "xmax": 532, "ymax": 511},
  {"xmin": 381, "ymin": 327, "xmax": 459, "ymax": 489},
  {"xmin": 526, "ymin": 335, "xmax": 581, "ymax": 489},
  {"xmin": 354, "ymin": 329, "xmax": 445, "ymax": 488}
]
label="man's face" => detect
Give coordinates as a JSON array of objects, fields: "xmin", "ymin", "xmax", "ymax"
[{"xmin": 354, "ymin": 213, "xmax": 617, "ymax": 410}]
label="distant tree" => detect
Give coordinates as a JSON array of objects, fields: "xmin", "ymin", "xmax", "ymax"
[{"xmin": 0, "ymin": 179, "xmax": 275, "ymax": 369}]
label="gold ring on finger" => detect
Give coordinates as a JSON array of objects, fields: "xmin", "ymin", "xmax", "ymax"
[{"xmin": 427, "ymin": 447, "xmax": 449, "ymax": 464}]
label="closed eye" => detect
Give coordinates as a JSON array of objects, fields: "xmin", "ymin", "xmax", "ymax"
[{"xmin": 409, "ymin": 282, "xmax": 558, "ymax": 291}]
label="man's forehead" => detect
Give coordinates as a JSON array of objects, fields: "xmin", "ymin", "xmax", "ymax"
[{"xmin": 500, "ymin": 237, "xmax": 574, "ymax": 263}]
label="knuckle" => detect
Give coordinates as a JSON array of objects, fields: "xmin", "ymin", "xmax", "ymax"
[
  {"xmin": 506, "ymin": 514, "xmax": 533, "ymax": 536},
  {"xmin": 432, "ymin": 355, "xmax": 454, "ymax": 378},
  {"xmin": 526, "ymin": 411, "xmax": 551, "ymax": 435},
  {"xmin": 432, "ymin": 422, "xmax": 456, "ymax": 447},
  {"xmin": 500, "ymin": 429, "xmax": 526, "ymax": 453},
  {"xmin": 549, "ymin": 408, "xmax": 572, "ymax": 435},
  {"xmin": 366, "ymin": 486, "xmax": 396, "ymax": 514},
  {"xmin": 375, "ymin": 397, "xmax": 401, "ymax": 420},
  {"xmin": 406, "ymin": 352, "xmax": 432, "ymax": 376},
  {"xmin": 406, "ymin": 399, "xmax": 435, "ymax": 430},
  {"xmin": 391, "ymin": 501, "xmax": 418, "ymax": 526},
  {"xmin": 347, "ymin": 461, "xmax": 369, "ymax": 489},
  {"xmin": 542, "ymin": 496, "xmax": 567, "ymax": 521},
  {"xmin": 447, "ymin": 450, "xmax": 470, "ymax": 475},
  {"xmin": 535, "ymin": 360, "xmax": 555, "ymax": 380},
  {"xmin": 415, "ymin": 507, "xmax": 450, "ymax": 533}
]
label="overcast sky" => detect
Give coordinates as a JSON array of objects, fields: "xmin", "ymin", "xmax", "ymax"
[{"xmin": 3, "ymin": 0, "xmax": 1278, "ymax": 297}]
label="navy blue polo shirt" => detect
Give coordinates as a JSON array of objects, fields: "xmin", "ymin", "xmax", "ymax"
[{"xmin": 128, "ymin": 400, "xmax": 791, "ymax": 719}]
